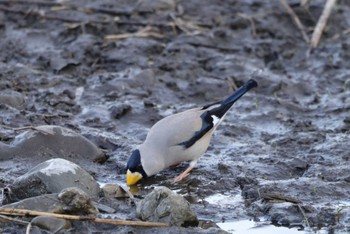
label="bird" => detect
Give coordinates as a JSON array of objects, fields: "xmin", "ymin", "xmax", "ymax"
[{"xmin": 126, "ymin": 79, "xmax": 257, "ymax": 186}]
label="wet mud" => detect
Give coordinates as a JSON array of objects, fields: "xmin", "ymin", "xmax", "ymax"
[{"xmin": 0, "ymin": 0, "xmax": 349, "ymax": 233}]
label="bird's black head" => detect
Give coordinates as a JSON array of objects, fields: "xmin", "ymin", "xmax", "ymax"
[{"xmin": 126, "ymin": 149, "xmax": 147, "ymax": 178}]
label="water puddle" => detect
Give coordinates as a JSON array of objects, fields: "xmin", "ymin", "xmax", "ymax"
[
  {"xmin": 205, "ymin": 193, "xmax": 243, "ymax": 207},
  {"xmin": 204, "ymin": 193, "xmax": 318, "ymax": 234},
  {"xmin": 217, "ymin": 219, "xmax": 303, "ymax": 234}
]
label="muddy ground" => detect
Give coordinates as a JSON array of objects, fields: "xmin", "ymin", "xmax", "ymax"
[{"xmin": 0, "ymin": 0, "xmax": 349, "ymax": 233}]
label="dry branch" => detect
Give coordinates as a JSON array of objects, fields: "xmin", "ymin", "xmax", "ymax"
[
  {"xmin": 0, "ymin": 0, "xmax": 150, "ymax": 16},
  {"xmin": 0, "ymin": 5, "xmax": 196, "ymax": 28},
  {"xmin": 105, "ymin": 27, "xmax": 163, "ymax": 41},
  {"xmin": 300, "ymin": 0, "xmax": 311, "ymax": 7},
  {"xmin": 0, "ymin": 214, "xmax": 29, "ymax": 225},
  {"xmin": 0, "ymin": 208, "xmax": 169, "ymax": 227},
  {"xmin": 262, "ymin": 193, "xmax": 303, "ymax": 204},
  {"xmin": 0, "ymin": 125, "xmax": 54, "ymax": 135},
  {"xmin": 310, "ymin": 0, "xmax": 337, "ymax": 48},
  {"xmin": 279, "ymin": 0, "xmax": 310, "ymax": 43},
  {"xmin": 169, "ymin": 14, "xmax": 208, "ymax": 35},
  {"xmin": 237, "ymin": 13, "xmax": 257, "ymax": 38},
  {"xmin": 297, "ymin": 204, "xmax": 311, "ymax": 228}
]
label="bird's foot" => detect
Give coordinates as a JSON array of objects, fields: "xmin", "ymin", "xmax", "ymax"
[
  {"xmin": 174, "ymin": 172, "xmax": 190, "ymax": 182},
  {"xmin": 173, "ymin": 165, "xmax": 194, "ymax": 183}
]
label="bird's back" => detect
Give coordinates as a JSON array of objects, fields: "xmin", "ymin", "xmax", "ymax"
[{"xmin": 140, "ymin": 108, "xmax": 213, "ymax": 175}]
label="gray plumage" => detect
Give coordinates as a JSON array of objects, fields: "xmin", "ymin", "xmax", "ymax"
[
  {"xmin": 126, "ymin": 79, "xmax": 257, "ymax": 184},
  {"xmin": 140, "ymin": 107, "xmax": 214, "ymax": 176}
]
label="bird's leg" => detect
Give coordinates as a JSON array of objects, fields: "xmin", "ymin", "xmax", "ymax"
[
  {"xmin": 174, "ymin": 160, "xmax": 197, "ymax": 182},
  {"xmin": 174, "ymin": 166, "xmax": 193, "ymax": 182}
]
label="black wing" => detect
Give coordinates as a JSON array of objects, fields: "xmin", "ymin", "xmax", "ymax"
[
  {"xmin": 177, "ymin": 79, "xmax": 258, "ymax": 149},
  {"xmin": 178, "ymin": 111, "xmax": 214, "ymax": 148}
]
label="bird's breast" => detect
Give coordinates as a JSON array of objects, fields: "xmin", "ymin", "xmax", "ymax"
[{"xmin": 166, "ymin": 130, "xmax": 213, "ymax": 167}]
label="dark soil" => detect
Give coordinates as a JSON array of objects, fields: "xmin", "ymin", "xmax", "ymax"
[{"xmin": 0, "ymin": 0, "xmax": 349, "ymax": 233}]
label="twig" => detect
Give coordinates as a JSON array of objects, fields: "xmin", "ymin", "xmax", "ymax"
[
  {"xmin": 0, "ymin": 214, "xmax": 29, "ymax": 225},
  {"xmin": 0, "ymin": 5, "xmax": 173, "ymax": 27},
  {"xmin": 105, "ymin": 26, "xmax": 163, "ymax": 41},
  {"xmin": 0, "ymin": 0, "xmax": 151, "ymax": 16},
  {"xmin": 279, "ymin": 0, "xmax": 310, "ymax": 43},
  {"xmin": 310, "ymin": 0, "xmax": 337, "ymax": 48},
  {"xmin": 300, "ymin": 0, "xmax": 311, "ymax": 7},
  {"xmin": 237, "ymin": 13, "xmax": 257, "ymax": 38},
  {"xmin": 329, "ymin": 28, "xmax": 350, "ymax": 41},
  {"xmin": 25, "ymin": 222, "xmax": 32, "ymax": 234},
  {"xmin": 0, "ymin": 4, "xmax": 212, "ymax": 30},
  {"xmin": 0, "ymin": 208, "xmax": 169, "ymax": 227},
  {"xmin": 119, "ymin": 184, "xmax": 136, "ymax": 202},
  {"xmin": 0, "ymin": 5, "xmax": 106, "ymax": 23},
  {"xmin": 297, "ymin": 204, "xmax": 311, "ymax": 228},
  {"xmin": 169, "ymin": 14, "xmax": 207, "ymax": 35},
  {"xmin": 187, "ymin": 42, "xmax": 239, "ymax": 53},
  {"xmin": 262, "ymin": 193, "xmax": 303, "ymax": 204},
  {"xmin": 0, "ymin": 125, "xmax": 54, "ymax": 135},
  {"xmin": 0, "ymin": 0, "xmax": 59, "ymax": 7}
]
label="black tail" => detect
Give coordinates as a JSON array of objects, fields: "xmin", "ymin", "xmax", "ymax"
[
  {"xmin": 179, "ymin": 79, "xmax": 257, "ymax": 149},
  {"xmin": 209, "ymin": 79, "xmax": 257, "ymax": 118}
]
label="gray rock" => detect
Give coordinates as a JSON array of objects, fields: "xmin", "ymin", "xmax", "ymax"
[
  {"xmin": 136, "ymin": 186, "xmax": 198, "ymax": 226},
  {"xmin": 131, "ymin": 69, "xmax": 156, "ymax": 87},
  {"xmin": 0, "ymin": 90, "xmax": 25, "ymax": 109},
  {"xmin": 93, "ymin": 201, "xmax": 116, "ymax": 213},
  {"xmin": 0, "ymin": 125, "xmax": 106, "ymax": 163},
  {"xmin": 3, "ymin": 187, "xmax": 98, "ymax": 215},
  {"xmin": 2, "ymin": 158, "xmax": 100, "ymax": 204},
  {"xmin": 2, "ymin": 194, "xmax": 66, "ymax": 212},
  {"xmin": 58, "ymin": 187, "xmax": 99, "ymax": 215},
  {"xmin": 109, "ymin": 103, "xmax": 132, "ymax": 119},
  {"xmin": 31, "ymin": 216, "xmax": 71, "ymax": 234},
  {"xmin": 268, "ymin": 202, "xmax": 305, "ymax": 227},
  {"xmin": 101, "ymin": 183, "xmax": 129, "ymax": 198}
]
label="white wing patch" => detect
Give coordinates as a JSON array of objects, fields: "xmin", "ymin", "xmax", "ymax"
[{"xmin": 211, "ymin": 115, "xmax": 221, "ymax": 126}]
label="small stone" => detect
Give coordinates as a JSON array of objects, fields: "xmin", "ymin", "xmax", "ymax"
[
  {"xmin": 143, "ymin": 99, "xmax": 155, "ymax": 107},
  {"xmin": 136, "ymin": 186, "xmax": 198, "ymax": 226},
  {"xmin": 268, "ymin": 202, "xmax": 305, "ymax": 227},
  {"xmin": 344, "ymin": 116, "xmax": 350, "ymax": 124},
  {"xmin": 58, "ymin": 187, "xmax": 98, "ymax": 215},
  {"xmin": 109, "ymin": 104, "xmax": 131, "ymax": 119},
  {"xmin": 31, "ymin": 216, "xmax": 71, "ymax": 234},
  {"xmin": 93, "ymin": 201, "xmax": 116, "ymax": 213},
  {"xmin": 344, "ymin": 176, "xmax": 350, "ymax": 183},
  {"xmin": 132, "ymin": 69, "xmax": 155, "ymax": 87},
  {"xmin": 62, "ymin": 89, "xmax": 75, "ymax": 99},
  {"xmin": 101, "ymin": 183, "xmax": 129, "ymax": 198},
  {"xmin": 0, "ymin": 90, "xmax": 26, "ymax": 109}
]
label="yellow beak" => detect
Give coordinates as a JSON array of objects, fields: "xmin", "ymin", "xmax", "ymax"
[{"xmin": 126, "ymin": 169, "xmax": 143, "ymax": 186}]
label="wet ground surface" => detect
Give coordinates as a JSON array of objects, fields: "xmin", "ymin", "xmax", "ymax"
[{"xmin": 0, "ymin": 0, "xmax": 350, "ymax": 233}]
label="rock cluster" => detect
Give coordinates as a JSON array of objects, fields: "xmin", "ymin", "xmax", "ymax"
[{"xmin": 0, "ymin": 135, "xmax": 201, "ymax": 232}]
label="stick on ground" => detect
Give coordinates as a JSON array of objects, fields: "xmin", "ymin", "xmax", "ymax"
[
  {"xmin": 310, "ymin": 0, "xmax": 337, "ymax": 48},
  {"xmin": 0, "ymin": 208, "xmax": 169, "ymax": 227},
  {"xmin": 279, "ymin": 0, "xmax": 310, "ymax": 43},
  {"xmin": 297, "ymin": 204, "xmax": 311, "ymax": 228},
  {"xmin": 300, "ymin": 0, "xmax": 311, "ymax": 7}
]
